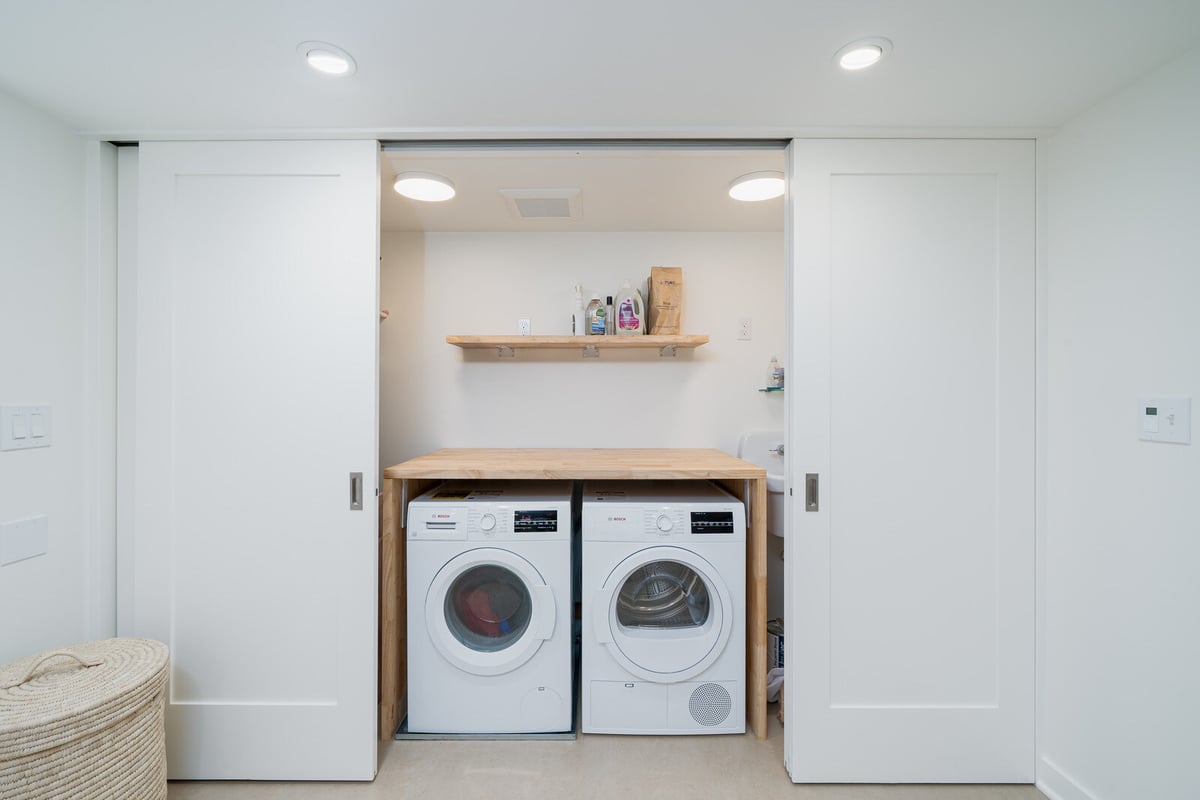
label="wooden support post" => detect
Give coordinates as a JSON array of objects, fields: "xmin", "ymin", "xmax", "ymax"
[{"xmin": 378, "ymin": 477, "xmax": 400, "ymax": 740}]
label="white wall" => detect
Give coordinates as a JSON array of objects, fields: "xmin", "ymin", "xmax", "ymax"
[
  {"xmin": 1040, "ymin": 46, "xmax": 1200, "ymax": 800},
  {"xmin": 380, "ymin": 231, "xmax": 785, "ymax": 469},
  {"xmin": 0, "ymin": 88, "xmax": 91, "ymax": 662}
]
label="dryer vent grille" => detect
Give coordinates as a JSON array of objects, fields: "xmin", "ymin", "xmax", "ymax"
[{"xmin": 688, "ymin": 683, "xmax": 732, "ymax": 727}]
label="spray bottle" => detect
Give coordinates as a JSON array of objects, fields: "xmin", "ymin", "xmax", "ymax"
[{"xmin": 572, "ymin": 285, "xmax": 586, "ymax": 336}]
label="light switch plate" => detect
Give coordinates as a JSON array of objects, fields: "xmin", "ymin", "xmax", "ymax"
[
  {"xmin": 1139, "ymin": 397, "xmax": 1191, "ymax": 444},
  {"xmin": 1, "ymin": 406, "xmax": 51, "ymax": 450},
  {"xmin": 1, "ymin": 516, "xmax": 49, "ymax": 566}
]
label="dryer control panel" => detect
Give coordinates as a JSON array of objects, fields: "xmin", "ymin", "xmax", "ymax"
[
  {"xmin": 690, "ymin": 511, "xmax": 736, "ymax": 534},
  {"xmin": 585, "ymin": 505, "xmax": 744, "ymax": 542},
  {"xmin": 581, "ymin": 480, "xmax": 746, "ymax": 543}
]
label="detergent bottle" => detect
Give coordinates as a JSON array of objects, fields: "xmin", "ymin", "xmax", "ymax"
[{"xmin": 614, "ymin": 280, "xmax": 645, "ymax": 335}]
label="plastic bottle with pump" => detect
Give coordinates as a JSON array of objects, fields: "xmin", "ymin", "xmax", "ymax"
[{"xmin": 572, "ymin": 285, "xmax": 587, "ymax": 336}]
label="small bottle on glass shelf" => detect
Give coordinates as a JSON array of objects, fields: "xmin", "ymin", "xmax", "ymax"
[{"xmin": 766, "ymin": 356, "xmax": 781, "ymax": 389}]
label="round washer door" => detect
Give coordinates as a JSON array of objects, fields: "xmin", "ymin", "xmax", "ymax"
[
  {"xmin": 593, "ymin": 546, "xmax": 733, "ymax": 683},
  {"xmin": 426, "ymin": 547, "xmax": 556, "ymax": 677}
]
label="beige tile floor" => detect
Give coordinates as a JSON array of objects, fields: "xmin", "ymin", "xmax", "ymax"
[{"xmin": 168, "ymin": 710, "xmax": 1047, "ymax": 800}]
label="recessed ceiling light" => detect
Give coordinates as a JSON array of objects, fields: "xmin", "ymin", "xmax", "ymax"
[
  {"xmin": 729, "ymin": 171, "xmax": 785, "ymax": 202},
  {"xmin": 297, "ymin": 41, "xmax": 357, "ymax": 76},
  {"xmin": 393, "ymin": 172, "xmax": 457, "ymax": 202},
  {"xmin": 835, "ymin": 37, "xmax": 892, "ymax": 71}
]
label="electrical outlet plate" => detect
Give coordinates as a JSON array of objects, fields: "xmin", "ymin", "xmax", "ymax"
[
  {"xmin": 518, "ymin": 319, "xmax": 531, "ymax": 336},
  {"xmin": 738, "ymin": 317, "xmax": 752, "ymax": 341}
]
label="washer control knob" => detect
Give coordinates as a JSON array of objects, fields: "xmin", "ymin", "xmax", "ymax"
[
  {"xmin": 480, "ymin": 513, "xmax": 497, "ymax": 532},
  {"xmin": 656, "ymin": 514, "xmax": 673, "ymax": 532}
]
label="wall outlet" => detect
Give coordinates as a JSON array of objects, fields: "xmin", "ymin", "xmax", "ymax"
[
  {"xmin": 518, "ymin": 319, "xmax": 531, "ymax": 336},
  {"xmin": 738, "ymin": 317, "xmax": 752, "ymax": 341}
]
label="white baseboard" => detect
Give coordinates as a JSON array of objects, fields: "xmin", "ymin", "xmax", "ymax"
[{"xmin": 1038, "ymin": 756, "xmax": 1098, "ymax": 800}]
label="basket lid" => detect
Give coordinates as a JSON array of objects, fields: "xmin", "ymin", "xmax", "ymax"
[{"xmin": 0, "ymin": 638, "xmax": 169, "ymax": 758}]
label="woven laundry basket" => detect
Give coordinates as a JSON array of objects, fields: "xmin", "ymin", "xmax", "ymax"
[{"xmin": 0, "ymin": 638, "xmax": 169, "ymax": 800}]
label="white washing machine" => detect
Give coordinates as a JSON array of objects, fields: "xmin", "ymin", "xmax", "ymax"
[
  {"xmin": 581, "ymin": 481, "xmax": 745, "ymax": 735},
  {"xmin": 406, "ymin": 481, "xmax": 573, "ymax": 734}
]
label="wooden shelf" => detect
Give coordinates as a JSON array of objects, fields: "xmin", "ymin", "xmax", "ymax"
[{"xmin": 446, "ymin": 334, "xmax": 708, "ymax": 357}]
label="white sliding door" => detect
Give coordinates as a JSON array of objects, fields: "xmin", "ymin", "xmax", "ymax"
[
  {"xmin": 785, "ymin": 139, "xmax": 1035, "ymax": 782},
  {"xmin": 129, "ymin": 140, "xmax": 380, "ymax": 780}
]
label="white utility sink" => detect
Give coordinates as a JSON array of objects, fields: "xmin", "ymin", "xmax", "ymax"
[{"xmin": 736, "ymin": 431, "xmax": 785, "ymax": 537}]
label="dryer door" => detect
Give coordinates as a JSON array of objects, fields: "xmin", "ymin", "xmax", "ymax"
[
  {"xmin": 594, "ymin": 546, "xmax": 733, "ymax": 683},
  {"xmin": 426, "ymin": 548, "xmax": 556, "ymax": 677}
]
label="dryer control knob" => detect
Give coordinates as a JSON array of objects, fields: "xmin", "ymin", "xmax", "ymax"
[
  {"xmin": 480, "ymin": 513, "xmax": 497, "ymax": 532},
  {"xmin": 656, "ymin": 514, "xmax": 673, "ymax": 532}
]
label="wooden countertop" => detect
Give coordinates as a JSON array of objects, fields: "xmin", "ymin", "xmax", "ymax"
[{"xmin": 383, "ymin": 448, "xmax": 766, "ymax": 481}]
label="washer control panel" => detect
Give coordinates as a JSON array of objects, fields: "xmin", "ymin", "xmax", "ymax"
[
  {"xmin": 467, "ymin": 508, "xmax": 510, "ymax": 536},
  {"xmin": 409, "ymin": 482, "xmax": 573, "ymax": 542},
  {"xmin": 514, "ymin": 509, "xmax": 559, "ymax": 533}
]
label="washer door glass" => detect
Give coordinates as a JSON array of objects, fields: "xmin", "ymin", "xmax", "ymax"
[
  {"xmin": 426, "ymin": 547, "xmax": 556, "ymax": 677},
  {"xmin": 445, "ymin": 564, "xmax": 532, "ymax": 652},
  {"xmin": 617, "ymin": 561, "xmax": 710, "ymax": 630}
]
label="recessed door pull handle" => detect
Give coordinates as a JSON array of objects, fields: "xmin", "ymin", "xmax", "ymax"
[
  {"xmin": 350, "ymin": 472, "xmax": 363, "ymax": 511},
  {"xmin": 805, "ymin": 473, "xmax": 819, "ymax": 512}
]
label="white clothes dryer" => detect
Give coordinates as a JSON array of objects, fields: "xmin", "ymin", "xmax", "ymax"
[
  {"xmin": 581, "ymin": 481, "xmax": 745, "ymax": 735},
  {"xmin": 406, "ymin": 481, "xmax": 573, "ymax": 734}
]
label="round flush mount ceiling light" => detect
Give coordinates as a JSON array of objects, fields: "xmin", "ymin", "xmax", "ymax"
[
  {"xmin": 729, "ymin": 171, "xmax": 785, "ymax": 202},
  {"xmin": 835, "ymin": 37, "xmax": 893, "ymax": 71},
  {"xmin": 393, "ymin": 172, "xmax": 457, "ymax": 202},
  {"xmin": 297, "ymin": 41, "xmax": 357, "ymax": 76}
]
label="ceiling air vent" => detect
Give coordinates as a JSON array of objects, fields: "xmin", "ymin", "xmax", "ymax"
[{"xmin": 500, "ymin": 189, "xmax": 582, "ymax": 220}]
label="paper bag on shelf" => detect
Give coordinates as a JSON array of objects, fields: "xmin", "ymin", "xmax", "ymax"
[{"xmin": 647, "ymin": 266, "xmax": 683, "ymax": 335}]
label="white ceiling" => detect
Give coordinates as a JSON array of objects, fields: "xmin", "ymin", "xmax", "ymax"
[
  {"xmin": 381, "ymin": 146, "xmax": 786, "ymax": 232},
  {"xmin": 1, "ymin": 1, "xmax": 1199, "ymax": 137}
]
